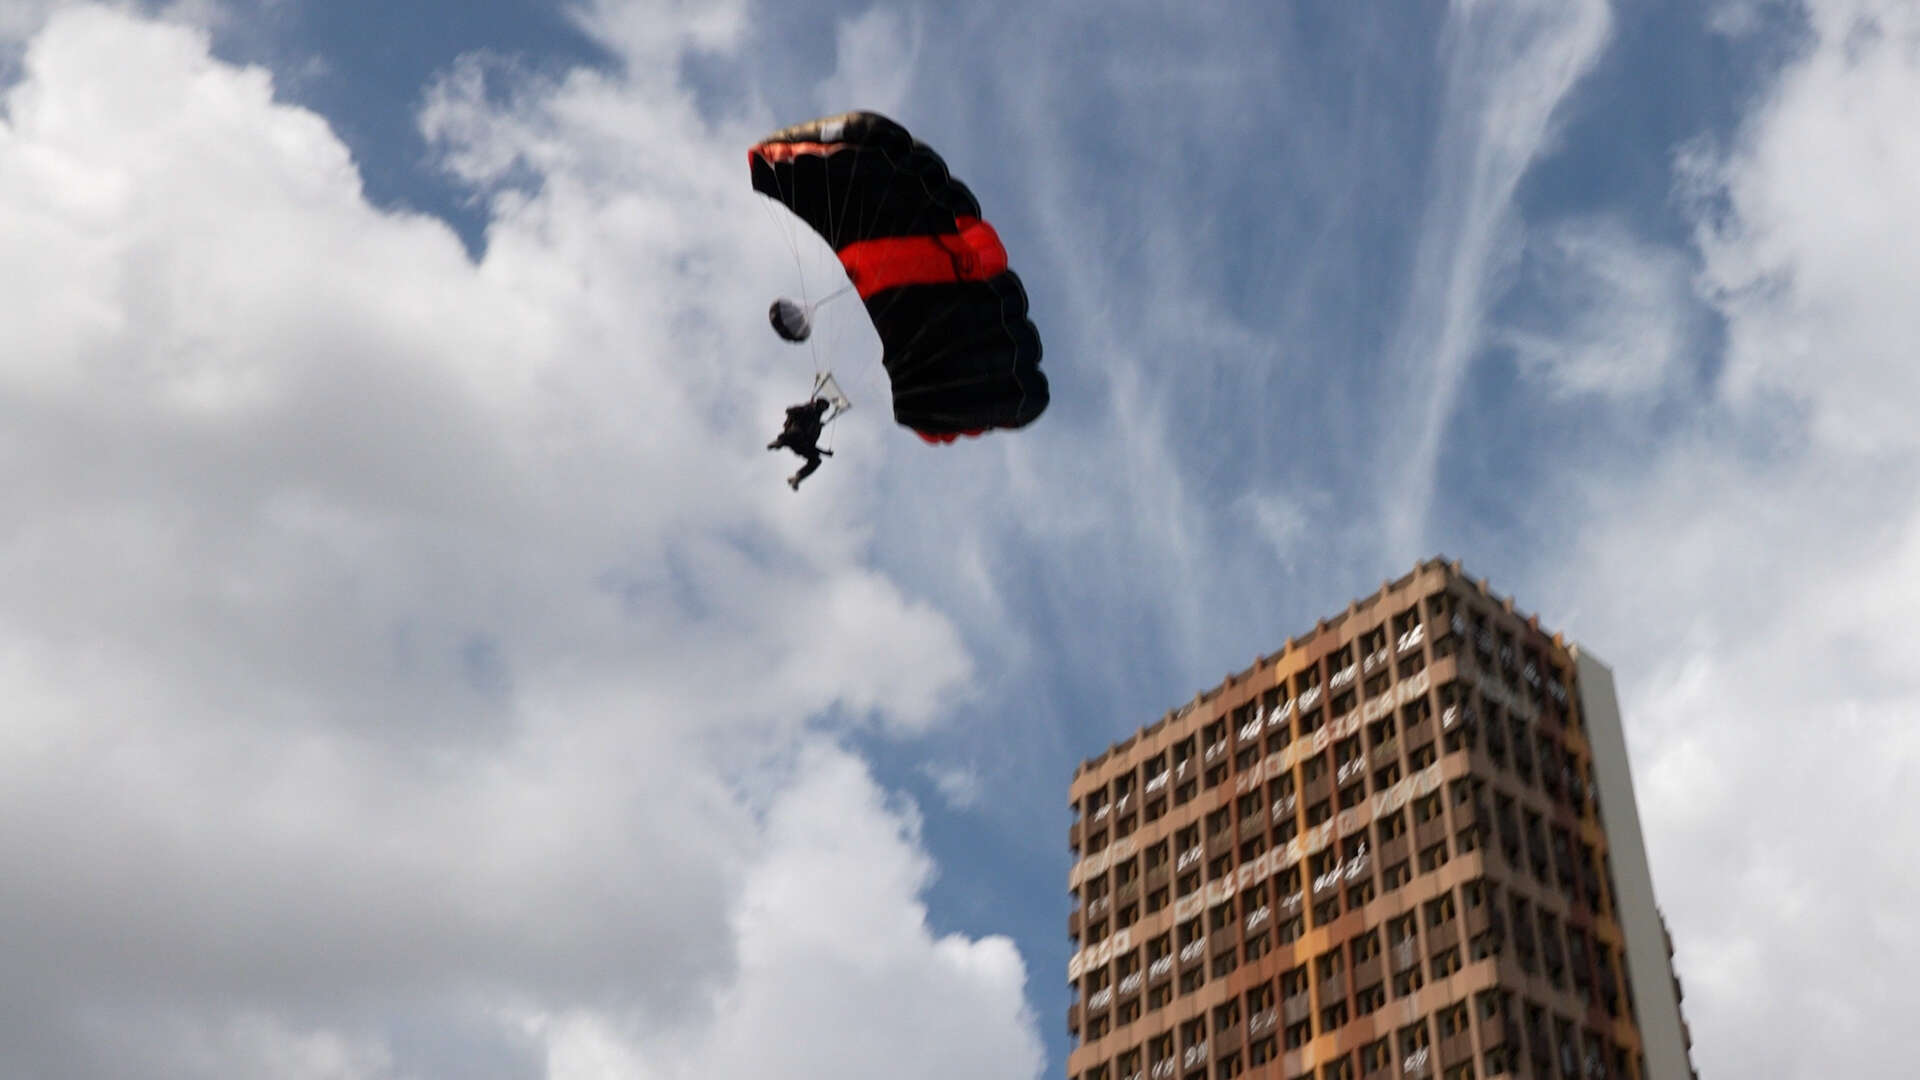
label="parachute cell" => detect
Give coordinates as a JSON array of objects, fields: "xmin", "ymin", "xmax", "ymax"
[{"xmin": 750, "ymin": 112, "xmax": 1047, "ymax": 442}]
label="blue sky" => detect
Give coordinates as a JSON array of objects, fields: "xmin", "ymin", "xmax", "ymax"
[{"xmin": 3, "ymin": 2, "xmax": 1918, "ymax": 1078}]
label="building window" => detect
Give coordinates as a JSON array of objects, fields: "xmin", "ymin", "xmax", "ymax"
[
  {"xmin": 1354, "ymin": 983, "xmax": 1386, "ymax": 1017},
  {"xmin": 1313, "ymin": 896, "xmax": 1341, "ymax": 926},
  {"xmin": 1377, "ymin": 809, "xmax": 1408, "ymax": 842},
  {"xmin": 1392, "ymin": 966, "xmax": 1425, "ymax": 997}
]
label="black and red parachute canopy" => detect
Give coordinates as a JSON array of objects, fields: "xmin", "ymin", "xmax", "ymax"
[{"xmin": 749, "ymin": 111, "xmax": 1048, "ymax": 444}]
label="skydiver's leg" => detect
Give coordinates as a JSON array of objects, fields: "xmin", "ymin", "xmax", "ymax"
[{"xmin": 788, "ymin": 452, "xmax": 823, "ymax": 490}]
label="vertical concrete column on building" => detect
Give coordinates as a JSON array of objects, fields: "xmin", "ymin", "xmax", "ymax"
[{"xmin": 1572, "ymin": 648, "xmax": 1695, "ymax": 1080}]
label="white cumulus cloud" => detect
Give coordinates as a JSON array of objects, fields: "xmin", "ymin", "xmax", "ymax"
[
  {"xmin": 1538, "ymin": 3, "xmax": 1920, "ymax": 1075},
  {"xmin": 0, "ymin": 5, "xmax": 1036, "ymax": 1078}
]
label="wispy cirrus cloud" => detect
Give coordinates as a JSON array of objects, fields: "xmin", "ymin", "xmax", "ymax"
[{"xmin": 1379, "ymin": 0, "xmax": 1613, "ymax": 556}]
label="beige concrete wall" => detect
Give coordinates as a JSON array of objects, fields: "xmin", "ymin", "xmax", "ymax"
[{"xmin": 1573, "ymin": 649, "xmax": 1694, "ymax": 1080}]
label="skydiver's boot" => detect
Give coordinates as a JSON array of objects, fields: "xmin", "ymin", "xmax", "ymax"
[{"xmin": 788, "ymin": 474, "xmax": 802, "ymax": 491}]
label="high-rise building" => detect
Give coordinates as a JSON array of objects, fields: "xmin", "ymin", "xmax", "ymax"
[{"xmin": 1064, "ymin": 559, "xmax": 1696, "ymax": 1080}]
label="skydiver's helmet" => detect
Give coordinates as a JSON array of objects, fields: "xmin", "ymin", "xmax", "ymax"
[{"xmin": 769, "ymin": 298, "xmax": 812, "ymax": 343}]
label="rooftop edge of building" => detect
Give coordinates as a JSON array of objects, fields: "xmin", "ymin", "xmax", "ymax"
[{"xmin": 1069, "ymin": 555, "xmax": 1585, "ymax": 790}]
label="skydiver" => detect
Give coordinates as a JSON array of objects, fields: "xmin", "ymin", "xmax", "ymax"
[{"xmin": 767, "ymin": 397, "xmax": 833, "ymax": 490}]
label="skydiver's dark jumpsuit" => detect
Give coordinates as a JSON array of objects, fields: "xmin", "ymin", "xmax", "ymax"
[{"xmin": 767, "ymin": 398, "xmax": 832, "ymax": 489}]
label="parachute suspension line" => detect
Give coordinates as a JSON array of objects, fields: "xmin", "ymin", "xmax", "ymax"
[
  {"xmin": 811, "ymin": 282, "xmax": 855, "ymax": 310},
  {"xmin": 761, "ymin": 157, "xmax": 837, "ymax": 400}
]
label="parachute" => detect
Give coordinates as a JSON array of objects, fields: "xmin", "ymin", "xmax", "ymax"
[
  {"xmin": 750, "ymin": 112, "xmax": 1048, "ymax": 444},
  {"xmin": 769, "ymin": 297, "xmax": 811, "ymax": 343}
]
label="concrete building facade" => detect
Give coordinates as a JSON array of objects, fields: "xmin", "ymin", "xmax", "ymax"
[{"xmin": 1064, "ymin": 559, "xmax": 1696, "ymax": 1080}]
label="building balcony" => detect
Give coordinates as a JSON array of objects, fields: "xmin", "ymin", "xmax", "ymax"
[
  {"xmin": 1239, "ymin": 717, "xmax": 1263, "ymax": 743},
  {"xmin": 1148, "ymin": 955, "xmax": 1174, "ymax": 982},
  {"xmin": 1178, "ymin": 938, "xmax": 1207, "ymax": 967},
  {"xmin": 1414, "ymin": 814, "xmax": 1448, "ymax": 852},
  {"xmin": 1269, "ymin": 698, "xmax": 1295, "ymax": 729},
  {"xmin": 1351, "ymin": 951, "xmax": 1384, "ymax": 990},
  {"xmin": 1312, "ymin": 866, "xmax": 1343, "ymax": 897},
  {"xmin": 1145, "ymin": 770, "xmax": 1170, "ymax": 794},
  {"xmin": 1213, "ymin": 1021, "xmax": 1245, "ymax": 1056},
  {"xmin": 1337, "ymin": 756, "xmax": 1368, "ymax": 787},
  {"xmin": 1176, "ymin": 845, "xmax": 1204, "ymax": 873},
  {"xmin": 1304, "ymin": 771, "xmax": 1333, "ymax": 805},
  {"xmin": 1248, "ymin": 1008, "xmax": 1279, "ymax": 1038},
  {"xmin": 1331, "ymin": 663, "xmax": 1358, "ymax": 690},
  {"xmin": 1344, "ymin": 849, "xmax": 1372, "ymax": 883},
  {"xmin": 1205, "ymin": 828, "xmax": 1234, "ymax": 859},
  {"xmin": 1397, "ymin": 623, "xmax": 1426, "ymax": 653},
  {"xmin": 1404, "ymin": 718, "xmax": 1436, "ymax": 755},
  {"xmin": 1440, "ymin": 1029, "xmax": 1476, "ymax": 1072},
  {"xmin": 1391, "ymin": 939, "xmax": 1419, "ymax": 972},
  {"xmin": 1372, "ymin": 737, "xmax": 1401, "ymax": 768},
  {"xmin": 1464, "ymin": 902, "xmax": 1497, "ymax": 939}
]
